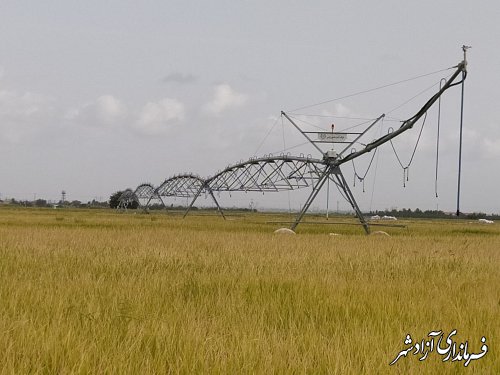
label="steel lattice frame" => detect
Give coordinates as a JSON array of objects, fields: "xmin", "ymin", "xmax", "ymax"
[
  {"xmin": 146, "ymin": 173, "xmax": 225, "ymax": 219},
  {"xmin": 207, "ymin": 156, "xmax": 326, "ymax": 192},
  {"xmin": 156, "ymin": 174, "xmax": 206, "ymax": 198},
  {"xmin": 183, "ymin": 155, "xmax": 329, "ymax": 221},
  {"xmin": 133, "ymin": 183, "xmax": 163, "ymax": 209}
]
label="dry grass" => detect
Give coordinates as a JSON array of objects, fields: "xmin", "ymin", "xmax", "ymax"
[{"xmin": 0, "ymin": 207, "xmax": 498, "ymax": 374}]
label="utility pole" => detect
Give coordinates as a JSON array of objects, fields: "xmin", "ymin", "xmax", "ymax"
[
  {"xmin": 456, "ymin": 45, "xmax": 471, "ymax": 217},
  {"xmin": 326, "ymin": 177, "xmax": 330, "ymax": 220}
]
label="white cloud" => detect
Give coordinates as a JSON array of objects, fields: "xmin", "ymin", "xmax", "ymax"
[
  {"xmin": 135, "ymin": 98, "xmax": 185, "ymax": 135},
  {"xmin": 482, "ymin": 137, "xmax": 500, "ymax": 159},
  {"xmin": 95, "ymin": 95, "xmax": 127, "ymax": 123},
  {"xmin": 0, "ymin": 90, "xmax": 55, "ymax": 143},
  {"xmin": 66, "ymin": 95, "xmax": 186, "ymax": 136},
  {"xmin": 66, "ymin": 95, "xmax": 126, "ymax": 126},
  {"xmin": 204, "ymin": 84, "xmax": 247, "ymax": 115},
  {"xmin": 63, "ymin": 107, "xmax": 80, "ymax": 121},
  {"xmin": 474, "ymin": 122, "xmax": 500, "ymax": 159},
  {"xmin": 0, "ymin": 66, "xmax": 4, "ymax": 80},
  {"xmin": 0, "ymin": 90, "xmax": 49, "ymax": 117},
  {"xmin": 429, "ymin": 125, "xmax": 500, "ymax": 161}
]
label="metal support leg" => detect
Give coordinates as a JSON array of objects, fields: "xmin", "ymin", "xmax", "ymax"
[
  {"xmin": 157, "ymin": 195, "xmax": 168, "ymax": 210},
  {"xmin": 143, "ymin": 193, "xmax": 163, "ymax": 212},
  {"xmin": 183, "ymin": 186, "xmax": 204, "ymax": 219},
  {"xmin": 208, "ymin": 189, "xmax": 226, "ymax": 220},
  {"xmin": 290, "ymin": 168, "xmax": 331, "ymax": 231},
  {"xmin": 143, "ymin": 196, "xmax": 153, "ymax": 212},
  {"xmin": 335, "ymin": 170, "xmax": 370, "ymax": 234}
]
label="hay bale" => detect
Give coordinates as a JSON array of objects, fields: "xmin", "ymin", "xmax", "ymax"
[
  {"xmin": 478, "ymin": 219, "xmax": 494, "ymax": 224},
  {"xmin": 274, "ymin": 228, "xmax": 296, "ymax": 235},
  {"xmin": 371, "ymin": 230, "xmax": 390, "ymax": 237},
  {"xmin": 329, "ymin": 233, "xmax": 341, "ymax": 236},
  {"xmin": 381, "ymin": 215, "xmax": 397, "ymax": 220}
]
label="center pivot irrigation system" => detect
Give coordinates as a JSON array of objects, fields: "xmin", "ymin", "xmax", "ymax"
[{"xmin": 119, "ymin": 48, "xmax": 470, "ymax": 234}]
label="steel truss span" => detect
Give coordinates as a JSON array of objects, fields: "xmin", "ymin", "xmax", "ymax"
[
  {"xmin": 121, "ymin": 157, "xmax": 329, "ymax": 220},
  {"xmin": 182, "ymin": 155, "xmax": 330, "ymax": 222},
  {"xmin": 156, "ymin": 174, "xmax": 206, "ymax": 198},
  {"xmin": 134, "ymin": 183, "xmax": 162, "ymax": 208},
  {"xmin": 123, "ymin": 157, "xmax": 328, "ymax": 205},
  {"xmin": 206, "ymin": 156, "xmax": 327, "ymax": 192},
  {"xmin": 121, "ymin": 156, "xmax": 364, "ymax": 231}
]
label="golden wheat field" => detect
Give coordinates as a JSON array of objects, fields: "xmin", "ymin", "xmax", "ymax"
[{"xmin": 0, "ymin": 207, "xmax": 498, "ymax": 374}]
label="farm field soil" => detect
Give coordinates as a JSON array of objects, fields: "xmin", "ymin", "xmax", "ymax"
[{"xmin": 0, "ymin": 207, "xmax": 498, "ymax": 374}]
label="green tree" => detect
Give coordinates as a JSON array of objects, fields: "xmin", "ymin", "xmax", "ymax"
[
  {"xmin": 109, "ymin": 190, "xmax": 138, "ymax": 209},
  {"xmin": 109, "ymin": 191, "xmax": 123, "ymax": 208},
  {"xmin": 34, "ymin": 199, "xmax": 48, "ymax": 207}
]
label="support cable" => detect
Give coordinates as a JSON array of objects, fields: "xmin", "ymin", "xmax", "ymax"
[
  {"xmin": 369, "ymin": 118, "xmax": 385, "ymax": 211},
  {"xmin": 435, "ymin": 78, "xmax": 446, "ymax": 198},
  {"xmin": 389, "ymin": 112, "xmax": 428, "ymax": 187},
  {"xmin": 287, "ymin": 114, "xmax": 340, "ymax": 131},
  {"xmin": 253, "ymin": 114, "xmax": 280, "ymax": 156},
  {"xmin": 385, "ymin": 76, "xmax": 451, "ymax": 116},
  {"xmin": 290, "ymin": 113, "xmax": 379, "ymax": 121},
  {"xmin": 287, "ymin": 66, "xmax": 454, "ymax": 113},
  {"xmin": 281, "ymin": 116, "xmax": 292, "ymax": 214},
  {"xmin": 269, "ymin": 141, "xmax": 311, "ymax": 156},
  {"xmin": 351, "ymin": 147, "xmax": 378, "ymax": 192}
]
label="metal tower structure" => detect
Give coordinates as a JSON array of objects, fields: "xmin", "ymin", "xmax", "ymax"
[
  {"xmin": 280, "ymin": 56, "xmax": 467, "ymax": 233},
  {"xmin": 120, "ymin": 51, "xmax": 468, "ymax": 234}
]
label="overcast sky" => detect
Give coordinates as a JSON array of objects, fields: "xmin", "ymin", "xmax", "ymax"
[{"xmin": 1, "ymin": 1, "xmax": 499, "ymax": 213}]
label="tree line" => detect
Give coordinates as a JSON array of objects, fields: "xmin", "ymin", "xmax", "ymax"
[
  {"xmin": 369, "ymin": 208, "xmax": 500, "ymax": 220},
  {"xmin": 1, "ymin": 192, "xmax": 498, "ymax": 220}
]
